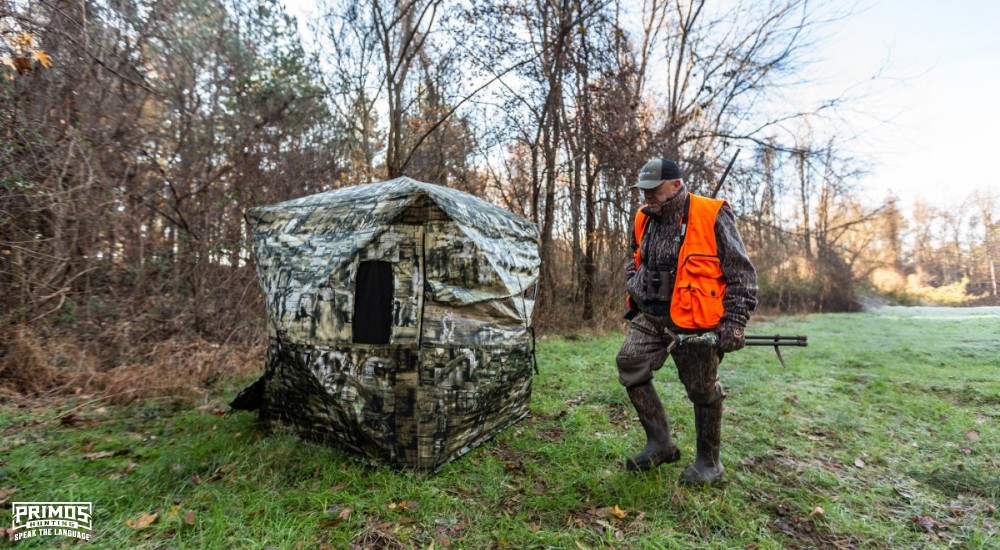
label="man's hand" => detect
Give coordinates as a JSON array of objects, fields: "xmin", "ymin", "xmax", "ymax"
[
  {"xmin": 623, "ymin": 297, "xmax": 639, "ymax": 320},
  {"xmin": 716, "ymin": 322, "xmax": 745, "ymax": 352}
]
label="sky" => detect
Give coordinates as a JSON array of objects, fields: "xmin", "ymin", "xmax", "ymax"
[
  {"xmin": 798, "ymin": 0, "xmax": 1000, "ymax": 208},
  {"xmin": 284, "ymin": 0, "xmax": 999, "ymax": 210}
]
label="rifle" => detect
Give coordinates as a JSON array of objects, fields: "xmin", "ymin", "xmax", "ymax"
[
  {"xmin": 710, "ymin": 149, "xmax": 741, "ymax": 199},
  {"xmin": 670, "ymin": 331, "xmax": 808, "ymax": 368}
]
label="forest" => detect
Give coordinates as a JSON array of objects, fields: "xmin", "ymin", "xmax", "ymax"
[{"xmin": 2, "ymin": 0, "xmax": 998, "ymax": 397}]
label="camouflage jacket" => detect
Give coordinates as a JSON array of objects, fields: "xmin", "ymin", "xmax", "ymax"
[{"xmin": 625, "ymin": 185, "xmax": 758, "ymax": 327}]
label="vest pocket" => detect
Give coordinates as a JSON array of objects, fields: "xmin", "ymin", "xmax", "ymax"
[{"xmin": 674, "ymin": 254, "xmax": 725, "ymax": 328}]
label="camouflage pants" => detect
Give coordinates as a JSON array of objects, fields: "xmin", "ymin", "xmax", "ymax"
[{"xmin": 615, "ymin": 313, "xmax": 726, "ymax": 406}]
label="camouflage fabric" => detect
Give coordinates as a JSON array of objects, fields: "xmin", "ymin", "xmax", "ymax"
[{"xmin": 239, "ymin": 177, "xmax": 540, "ymax": 472}]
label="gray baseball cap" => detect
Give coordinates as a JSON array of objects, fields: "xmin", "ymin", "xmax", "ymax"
[{"xmin": 634, "ymin": 158, "xmax": 682, "ymax": 189}]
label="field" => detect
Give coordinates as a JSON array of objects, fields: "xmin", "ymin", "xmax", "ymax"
[{"xmin": 1, "ymin": 307, "xmax": 998, "ymax": 548}]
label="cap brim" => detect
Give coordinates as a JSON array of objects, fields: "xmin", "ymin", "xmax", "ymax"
[
  {"xmin": 632, "ymin": 179, "xmax": 665, "ymax": 190},
  {"xmin": 632, "ymin": 178, "xmax": 683, "ymax": 191}
]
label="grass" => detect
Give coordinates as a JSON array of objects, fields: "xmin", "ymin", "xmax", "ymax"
[{"xmin": 1, "ymin": 306, "xmax": 998, "ymax": 548}]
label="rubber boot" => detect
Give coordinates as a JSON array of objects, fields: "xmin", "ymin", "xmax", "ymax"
[
  {"xmin": 681, "ymin": 403, "xmax": 725, "ymax": 485},
  {"xmin": 625, "ymin": 382, "xmax": 681, "ymax": 471}
]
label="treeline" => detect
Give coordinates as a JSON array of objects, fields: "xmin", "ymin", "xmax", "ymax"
[{"xmin": 1, "ymin": 0, "xmax": 997, "ymax": 389}]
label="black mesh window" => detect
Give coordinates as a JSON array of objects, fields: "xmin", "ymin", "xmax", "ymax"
[{"xmin": 353, "ymin": 261, "xmax": 393, "ymax": 344}]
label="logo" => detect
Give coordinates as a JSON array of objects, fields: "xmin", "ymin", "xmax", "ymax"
[{"xmin": 11, "ymin": 502, "xmax": 93, "ymax": 542}]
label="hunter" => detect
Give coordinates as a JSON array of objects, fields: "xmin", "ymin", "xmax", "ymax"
[{"xmin": 618, "ymin": 157, "xmax": 758, "ymax": 485}]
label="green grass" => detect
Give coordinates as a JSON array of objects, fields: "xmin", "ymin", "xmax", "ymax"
[{"xmin": 2, "ymin": 306, "xmax": 998, "ymax": 548}]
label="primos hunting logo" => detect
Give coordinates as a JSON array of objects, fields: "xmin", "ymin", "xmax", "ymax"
[{"xmin": 11, "ymin": 502, "xmax": 93, "ymax": 542}]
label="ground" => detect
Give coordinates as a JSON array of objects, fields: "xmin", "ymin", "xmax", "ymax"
[{"xmin": 1, "ymin": 307, "xmax": 998, "ymax": 548}]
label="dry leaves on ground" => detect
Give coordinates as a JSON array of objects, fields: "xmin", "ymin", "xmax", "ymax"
[{"xmin": 125, "ymin": 511, "xmax": 158, "ymax": 529}]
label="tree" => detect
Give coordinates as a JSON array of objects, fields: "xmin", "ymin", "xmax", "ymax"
[{"xmin": 1, "ymin": 0, "xmax": 337, "ymax": 352}]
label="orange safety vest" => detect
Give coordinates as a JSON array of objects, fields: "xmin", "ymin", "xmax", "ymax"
[{"xmin": 630, "ymin": 194, "xmax": 727, "ymax": 329}]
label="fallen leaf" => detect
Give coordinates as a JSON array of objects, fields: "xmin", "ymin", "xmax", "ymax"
[
  {"xmin": 31, "ymin": 50, "xmax": 52, "ymax": 68},
  {"xmin": 965, "ymin": 429, "xmax": 981, "ymax": 442},
  {"xmin": 60, "ymin": 413, "xmax": 84, "ymax": 427},
  {"xmin": 12, "ymin": 57, "xmax": 31, "ymax": 74},
  {"xmin": 773, "ymin": 518, "xmax": 795, "ymax": 534},
  {"xmin": 13, "ymin": 32, "xmax": 37, "ymax": 49},
  {"xmin": 911, "ymin": 513, "xmax": 947, "ymax": 534},
  {"xmin": 894, "ymin": 487, "xmax": 914, "ymax": 500},
  {"xmin": 566, "ymin": 393, "xmax": 586, "ymax": 406},
  {"xmin": 854, "ymin": 458, "xmax": 866, "ymax": 468},
  {"xmin": 809, "ymin": 506, "xmax": 824, "ymax": 517},
  {"xmin": 125, "ymin": 511, "xmax": 158, "ymax": 529},
  {"xmin": 84, "ymin": 450, "xmax": 119, "ymax": 460},
  {"xmin": 83, "ymin": 449, "xmax": 132, "ymax": 460},
  {"xmin": 911, "ymin": 514, "xmax": 932, "ymax": 532},
  {"xmin": 183, "ymin": 510, "xmax": 196, "ymax": 526},
  {"xmin": 338, "ymin": 507, "xmax": 352, "ymax": 521},
  {"xmin": 609, "ymin": 505, "xmax": 628, "ymax": 519}
]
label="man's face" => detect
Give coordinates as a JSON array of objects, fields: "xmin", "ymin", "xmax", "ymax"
[{"xmin": 642, "ymin": 179, "xmax": 682, "ymax": 212}]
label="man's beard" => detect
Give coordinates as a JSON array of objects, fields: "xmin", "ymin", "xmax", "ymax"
[
  {"xmin": 644, "ymin": 189, "xmax": 680, "ymax": 213},
  {"xmin": 644, "ymin": 197, "xmax": 668, "ymax": 213}
]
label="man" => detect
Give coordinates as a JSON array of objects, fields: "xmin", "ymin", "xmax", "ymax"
[{"xmin": 617, "ymin": 157, "xmax": 758, "ymax": 485}]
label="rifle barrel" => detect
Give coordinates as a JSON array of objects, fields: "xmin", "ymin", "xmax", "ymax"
[
  {"xmin": 744, "ymin": 341, "xmax": 808, "ymax": 347},
  {"xmin": 711, "ymin": 149, "xmax": 741, "ymax": 198},
  {"xmin": 744, "ymin": 334, "xmax": 808, "ymax": 347}
]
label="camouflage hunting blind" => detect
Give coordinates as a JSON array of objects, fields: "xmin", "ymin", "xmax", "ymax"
[{"xmin": 233, "ymin": 177, "xmax": 540, "ymax": 472}]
